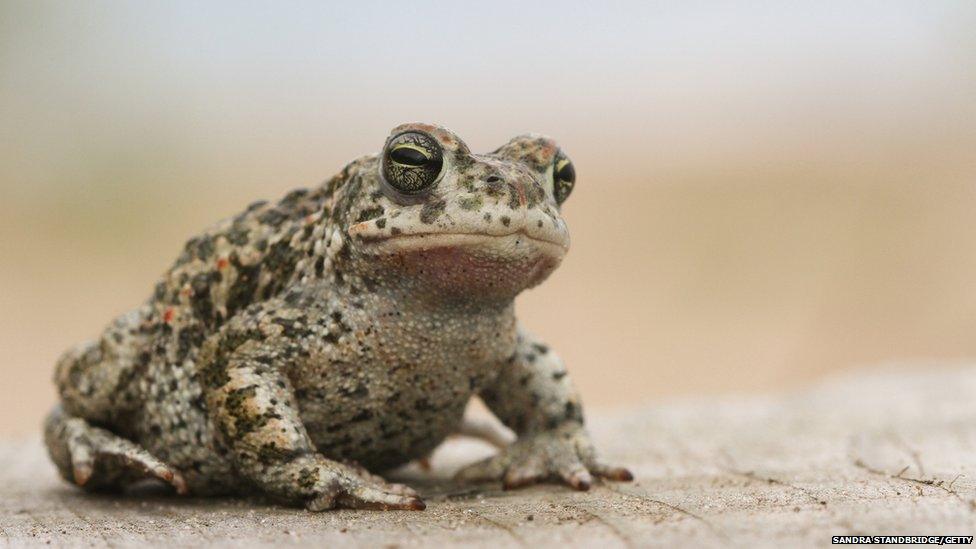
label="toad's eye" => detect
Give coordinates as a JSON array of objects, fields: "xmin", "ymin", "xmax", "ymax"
[
  {"xmin": 382, "ymin": 132, "xmax": 444, "ymax": 195},
  {"xmin": 552, "ymin": 153, "xmax": 576, "ymax": 205},
  {"xmin": 389, "ymin": 146, "xmax": 428, "ymax": 166}
]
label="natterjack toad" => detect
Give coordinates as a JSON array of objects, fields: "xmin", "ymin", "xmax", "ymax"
[{"xmin": 45, "ymin": 123, "xmax": 632, "ymax": 511}]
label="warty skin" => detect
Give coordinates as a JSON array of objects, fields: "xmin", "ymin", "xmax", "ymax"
[{"xmin": 45, "ymin": 122, "xmax": 632, "ymax": 510}]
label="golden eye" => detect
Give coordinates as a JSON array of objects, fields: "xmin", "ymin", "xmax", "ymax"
[
  {"xmin": 389, "ymin": 144, "xmax": 430, "ymax": 167},
  {"xmin": 382, "ymin": 132, "xmax": 444, "ymax": 195},
  {"xmin": 552, "ymin": 153, "xmax": 576, "ymax": 205}
]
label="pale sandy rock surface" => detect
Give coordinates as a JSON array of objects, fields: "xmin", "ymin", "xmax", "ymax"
[{"xmin": 1, "ymin": 364, "xmax": 974, "ymax": 548}]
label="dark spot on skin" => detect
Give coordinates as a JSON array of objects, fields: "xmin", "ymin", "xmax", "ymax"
[
  {"xmin": 199, "ymin": 323, "xmax": 265, "ymax": 390},
  {"xmin": 337, "ymin": 241, "xmax": 351, "ymax": 262},
  {"xmin": 222, "ymin": 385, "xmax": 263, "ymax": 436},
  {"xmin": 227, "ymin": 225, "xmax": 250, "ymax": 246},
  {"xmin": 298, "ymin": 467, "xmax": 318, "ymax": 490},
  {"xmin": 279, "ymin": 188, "xmax": 308, "ymax": 208},
  {"xmin": 532, "ymin": 343, "xmax": 549, "ymax": 354},
  {"xmin": 247, "ymin": 200, "xmax": 268, "ymax": 212},
  {"xmin": 258, "ymin": 441, "xmax": 292, "ymax": 462},
  {"xmin": 190, "ymin": 272, "xmax": 217, "ymax": 324},
  {"xmin": 458, "ymin": 175, "xmax": 476, "ymax": 192},
  {"xmin": 339, "ymin": 383, "xmax": 369, "ymax": 398},
  {"xmin": 258, "ymin": 208, "xmax": 289, "ymax": 227},
  {"xmin": 324, "ymin": 165, "xmax": 353, "ymax": 199},
  {"xmin": 375, "ymin": 218, "xmax": 387, "ymax": 229},
  {"xmin": 391, "ymin": 227, "xmax": 402, "ymax": 236},
  {"xmin": 195, "ymin": 237, "xmax": 215, "ymax": 260},
  {"xmin": 420, "ymin": 199, "xmax": 446, "ymax": 224},
  {"xmin": 284, "ymin": 288, "xmax": 302, "ymax": 306},
  {"xmin": 453, "ymin": 154, "xmax": 474, "ymax": 169},
  {"xmin": 329, "ymin": 310, "xmax": 347, "ymax": 329},
  {"xmin": 350, "ymin": 409, "xmax": 374, "ymax": 422},
  {"xmin": 176, "ymin": 324, "xmax": 205, "ymax": 361},
  {"xmin": 537, "ymin": 220, "xmax": 543, "ymax": 228},
  {"xmin": 500, "ymin": 216, "xmax": 511, "ymax": 227},
  {"xmin": 226, "ymin": 256, "xmax": 261, "ymax": 318},
  {"xmin": 153, "ymin": 282, "xmax": 168, "ymax": 301},
  {"xmin": 564, "ymin": 401, "xmax": 584, "ymax": 423},
  {"xmin": 272, "ymin": 316, "xmax": 309, "ymax": 340},
  {"xmin": 457, "ymin": 196, "xmax": 483, "ymax": 211},
  {"xmin": 356, "ymin": 206, "xmax": 384, "ymax": 223},
  {"xmin": 552, "ymin": 370, "xmax": 567, "ymax": 381},
  {"xmin": 261, "ymin": 239, "xmax": 298, "ymax": 290}
]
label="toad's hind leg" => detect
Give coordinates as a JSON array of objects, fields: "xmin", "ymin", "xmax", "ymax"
[
  {"xmin": 54, "ymin": 306, "xmax": 150, "ymax": 425},
  {"xmin": 44, "ymin": 406, "xmax": 188, "ymax": 494}
]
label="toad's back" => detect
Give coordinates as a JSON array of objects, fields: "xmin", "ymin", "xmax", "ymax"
[
  {"xmin": 52, "ymin": 166, "xmax": 354, "ymax": 458},
  {"xmin": 49, "ymin": 166, "xmax": 376, "ymax": 492}
]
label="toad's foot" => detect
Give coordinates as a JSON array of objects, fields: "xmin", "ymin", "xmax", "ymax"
[
  {"xmin": 339, "ymin": 459, "xmax": 420, "ymax": 499},
  {"xmin": 281, "ymin": 456, "xmax": 424, "ymax": 511},
  {"xmin": 44, "ymin": 406, "xmax": 188, "ymax": 494},
  {"xmin": 454, "ymin": 422, "xmax": 632, "ymax": 491}
]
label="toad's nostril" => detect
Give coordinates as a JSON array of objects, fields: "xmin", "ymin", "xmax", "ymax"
[{"xmin": 485, "ymin": 175, "xmax": 502, "ymax": 183}]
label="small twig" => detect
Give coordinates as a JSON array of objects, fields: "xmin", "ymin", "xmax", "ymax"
[{"xmin": 852, "ymin": 459, "xmax": 966, "ymax": 503}]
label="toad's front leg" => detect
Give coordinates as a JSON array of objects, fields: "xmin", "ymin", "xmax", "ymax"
[
  {"xmin": 457, "ymin": 326, "xmax": 633, "ymax": 490},
  {"xmin": 200, "ymin": 329, "xmax": 424, "ymax": 511}
]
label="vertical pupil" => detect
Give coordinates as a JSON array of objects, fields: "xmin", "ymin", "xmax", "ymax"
[{"xmin": 391, "ymin": 147, "xmax": 428, "ymax": 166}]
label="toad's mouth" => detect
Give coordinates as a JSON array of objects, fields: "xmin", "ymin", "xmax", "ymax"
[
  {"xmin": 346, "ymin": 224, "xmax": 568, "ymax": 293},
  {"xmin": 353, "ymin": 230, "xmax": 569, "ymax": 259}
]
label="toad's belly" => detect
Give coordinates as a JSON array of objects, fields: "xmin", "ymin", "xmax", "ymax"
[{"xmin": 296, "ymin": 378, "xmax": 475, "ymax": 471}]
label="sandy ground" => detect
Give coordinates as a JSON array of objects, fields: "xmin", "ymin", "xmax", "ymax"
[{"xmin": 1, "ymin": 363, "xmax": 974, "ymax": 548}]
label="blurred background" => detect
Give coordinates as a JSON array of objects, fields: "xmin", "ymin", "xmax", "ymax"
[{"xmin": 2, "ymin": 1, "xmax": 975, "ymax": 435}]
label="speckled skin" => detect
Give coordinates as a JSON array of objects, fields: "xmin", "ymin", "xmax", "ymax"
[{"xmin": 44, "ymin": 123, "xmax": 632, "ymax": 511}]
